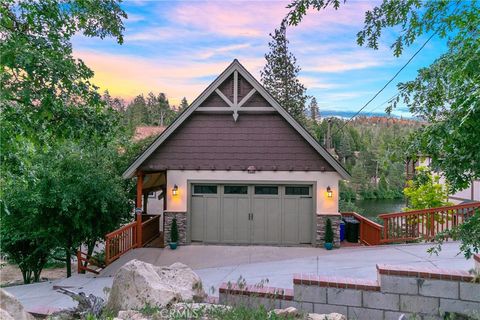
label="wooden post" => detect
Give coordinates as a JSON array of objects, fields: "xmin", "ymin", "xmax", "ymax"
[{"xmin": 136, "ymin": 172, "xmax": 143, "ymax": 248}]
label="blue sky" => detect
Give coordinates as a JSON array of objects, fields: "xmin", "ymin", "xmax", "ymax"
[{"xmin": 72, "ymin": 0, "xmax": 448, "ymax": 117}]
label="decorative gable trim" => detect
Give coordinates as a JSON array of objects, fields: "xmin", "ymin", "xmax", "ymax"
[{"xmin": 122, "ymin": 60, "xmax": 351, "ymax": 180}]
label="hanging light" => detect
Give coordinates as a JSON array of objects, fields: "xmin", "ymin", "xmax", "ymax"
[
  {"xmin": 326, "ymin": 186, "xmax": 333, "ymax": 198},
  {"xmin": 172, "ymin": 185, "xmax": 178, "ymax": 196}
]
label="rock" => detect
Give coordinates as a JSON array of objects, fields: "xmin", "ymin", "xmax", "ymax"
[
  {"xmin": 115, "ymin": 310, "xmax": 150, "ymax": 320},
  {"xmin": 105, "ymin": 260, "xmax": 206, "ymax": 314},
  {"xmin": 0, "ymin": 309, "xmax": 15, "ymax": 320},
  {"xmin": 0, "ymin": 289, "xmax": 35, "ymax": 320},
  {"xmin": 308, "ymin": 313, "xmax": 346, "ymax": 320},
  {"xmin": 273, "ymin": 306, "xmax": 300, "ymax": 317}
]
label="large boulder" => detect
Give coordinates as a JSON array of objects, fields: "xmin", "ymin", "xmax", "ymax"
[
  {"xmin": 0, "ymin": 289, "xmax": 35, "ymax": 320},
  {"xmin": 106, "ymin": 260, "xmax": 206, "ymax": 313}
]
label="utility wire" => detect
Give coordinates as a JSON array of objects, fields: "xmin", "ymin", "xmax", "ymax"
[{"xmin": 333, "ymin": 31, "xmax": 437, "ymax": 135}]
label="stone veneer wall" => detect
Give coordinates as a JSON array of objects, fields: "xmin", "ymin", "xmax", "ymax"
[
  {"xmin": 219, "ymin": 255, "xmax": 480, "ymax": 320},
  {"xmin": 163, "ymin": 212, "xmax": 187, "ymax": 245},
  {"xmin": 316, "ymin": 214, "xmax": 341, "ymax": 248}
]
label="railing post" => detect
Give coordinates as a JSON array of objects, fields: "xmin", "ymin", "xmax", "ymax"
[
  {"xmin": 383, "ymin": 217, "xmax": 388, "ymax": 242},
  {"xmin": 137, "ymin": 212, "xmax": 142, "ymax": 248},
  {"xmin": 105, "ymin": 237, "xmax": 110, "ymax": 265},
  {"xmin": 77, "ymin": 250, "xmax": 81, "ymax": 274},
  {"xmin": 430, "ymin": 212, "xmax": 435, "ymax": 240}
]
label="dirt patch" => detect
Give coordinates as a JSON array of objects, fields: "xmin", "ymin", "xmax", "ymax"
[{"xmin": 0, "ymin": 259, "xmax": 73, "ymax": 287}]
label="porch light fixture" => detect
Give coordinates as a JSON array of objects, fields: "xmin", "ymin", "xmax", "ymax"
[
  {"xmin": 172, "ymin": 185, "xmax": 178, "ymax": 196},
  {"xmin": 326, "ymin": 186, "xmax": 333, "ymax": 198}
]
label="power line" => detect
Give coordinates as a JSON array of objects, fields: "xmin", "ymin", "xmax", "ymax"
[{"xmin": 333, "ymin": 31, "xmax": 437, "ymax": 135}]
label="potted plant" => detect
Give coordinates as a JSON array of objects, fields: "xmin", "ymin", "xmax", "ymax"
[
  {"xmin": 169, "ymin": 217, "xmax": 179, "ymax": 250},
  {"xmin": 324, "ymin": 218, "xmax": 334, "ymax": 250}
]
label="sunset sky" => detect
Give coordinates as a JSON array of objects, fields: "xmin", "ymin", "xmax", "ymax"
[{"xmin": 72, "ymin": 0, "xmax": 448, "ymax": 117}]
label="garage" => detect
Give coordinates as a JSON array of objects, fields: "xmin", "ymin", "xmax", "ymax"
[{"xmin": 190, "ymin": 184, "xmax": 313, "ymax": 245}]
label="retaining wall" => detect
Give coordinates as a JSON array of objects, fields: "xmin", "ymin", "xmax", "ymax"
[{"xmin": 219, "ymin": 254, "xmax": 480, "ymax": 320}]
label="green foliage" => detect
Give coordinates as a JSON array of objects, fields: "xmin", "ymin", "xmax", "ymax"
[
  {"xmin": 429, "ymin": 209, "xmax": 480, "ymax": 260},
  {"xmin": 261, "ymin": 21, "xmax": 308, "ymax": 123},
  {"xmin": 403, "ymin": 166, "xmax": 451, "ymax": 211},
  {"xmin": 324, "ymin": 218, "xmax": 334, "ymax": 243},
  {"xmin": 170, "ymin": 218, "xmax": 179, "ymax": 243},
  {"xmin": 319, "ymin": 117, "xmax": 418, "ymax": 201},
  {"xmin": 0, "ymin": 0, "xmax": 131, "ymax": 282},
  {"xmin": 286, "ymin": 0, "xmax": 480, "ymax": 192}
]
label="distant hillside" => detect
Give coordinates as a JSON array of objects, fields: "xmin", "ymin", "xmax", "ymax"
[{"xmin": 320, "ymin": 109, "xmax": 419, "ymax": 121}]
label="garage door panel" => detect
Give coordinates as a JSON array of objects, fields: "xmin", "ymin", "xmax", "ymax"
[
  {"xmin": 191, "ymin": 196, "xmax": 205, "ymax": 241},
  {"xmin": 222, "ymin": 197, "xmax": 236, "ymax": 243},
  {"xmin": 252, "ymin": 199, "xmax": 266, "ymax": 243},
  {"xmin": 283, "ymin": 198, "xmax": 299, "ymax": 244},
  {"xmin": 265, "ymin": 199, "xmax": 281, "ymax": 243},
  {"xmin": 204, "ymin": 197, "xmax": 220, "ymax": 242},
  {"xmin": 298, "ymin": 197, "xmax": 313, "ymax": 243},
  {"xmin": 235, "ymin": 197, "xmax": 250, "ymax": 243}
]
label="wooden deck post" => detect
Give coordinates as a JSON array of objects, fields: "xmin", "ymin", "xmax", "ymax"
[{"xmin": 136, "ymin": 171, "xmax": 144, "ymax": 248}]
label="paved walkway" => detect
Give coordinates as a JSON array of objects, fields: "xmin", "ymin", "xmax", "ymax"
[{"xmin": 4, "ymin": 242, "xmax": 473, "ymax": 314}]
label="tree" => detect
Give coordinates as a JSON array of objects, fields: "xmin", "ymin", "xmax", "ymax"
[
  {"xmin": 179, "ymin": 97, "xmax": 189, "ymax": 112},
  {"xmin": 403, "ymin": 166, "xmax": 451, "ymax": 211},
  {"xmin": 285, "ymin": 0, "xmax": 480, "ymax": 192},
  {"xmin": 0, "ymin": 0, "xmax": 128, "ymax": 281},
  {"xmin": 309, "ymin": 97, "xmax": 320, "ymax": 121},
  {"xmin": 261, "ymin": 21, "xmax": 308, "ymax": 123}
]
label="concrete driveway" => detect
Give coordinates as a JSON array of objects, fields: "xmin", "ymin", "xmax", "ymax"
[{"xmin": 5, "ymin": 242, "xmax": 473, "ymax": 314}]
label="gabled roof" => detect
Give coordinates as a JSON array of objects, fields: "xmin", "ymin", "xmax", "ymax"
[{"xmin": 123, "ymin": 59, "xmax": 351, "ymax": 180}]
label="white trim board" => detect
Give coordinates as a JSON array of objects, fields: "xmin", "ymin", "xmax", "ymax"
[{"xmin": 122, "ymin": 59, "xmax": 351, "ymax": 180}]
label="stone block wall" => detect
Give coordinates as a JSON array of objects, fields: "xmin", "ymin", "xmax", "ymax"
[
  {"xmin": 316, "ymin": 214, "xmax": 341, "ymax": 248},
  {"xmin": 163, "ymin": 212, "xmax": 187, "ymax": 245},
  {"xmin": 219, "ymin": 255, "xmax": 480, "ymax": 320}
]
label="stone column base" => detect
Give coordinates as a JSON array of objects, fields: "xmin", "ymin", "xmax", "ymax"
[
  {"xmin": 164, "ymin": 212, "xmax": 187, "ymax": 245},
  {"xmin": 316, "ymin": 214, "xmax": 341, "ymax": 248}
]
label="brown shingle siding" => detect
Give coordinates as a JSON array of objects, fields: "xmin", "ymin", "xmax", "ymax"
[{"xmin": 140, "ymin": 113, "xmax": 335, "ymax": 172}]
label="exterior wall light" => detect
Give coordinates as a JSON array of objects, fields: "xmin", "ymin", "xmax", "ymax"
[
  {"xmin": 327, "ymin": 186, "xmax": 333, "ymax": 198},
  {"xmin": 172, "ymin": 184, "xmax": 178, "ymax": 196}
]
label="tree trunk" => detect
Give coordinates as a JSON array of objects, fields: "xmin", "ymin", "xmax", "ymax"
[
  {"xmin": 82, "ymin": 239, "xmax": 97, "ymax": 270},
  {"xmin": 66, "ymin": 248, "xmax": 72, "ymax": 277}
]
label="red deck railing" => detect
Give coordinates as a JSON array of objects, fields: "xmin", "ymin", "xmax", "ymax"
[
  {"xmin": 341, "ymin": 212, "xmax": 383, "ymax": 245},
  {"xmin": 105, "ymin": 221, "xmax": 138, "ymax": 265},
  {"xmin": 379, "ymin": 202, "xmax": 480, "ymax": 244},
  {"xmin": 76, "ymin": 251, "xmax": 105, "ymax": 274}
]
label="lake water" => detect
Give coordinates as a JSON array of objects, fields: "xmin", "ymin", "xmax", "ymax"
[{"xmin": 354, "ymin": 199, "xmax": 406, "ymax": 219}]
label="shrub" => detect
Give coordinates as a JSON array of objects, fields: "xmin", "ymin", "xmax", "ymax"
[
  {"xmin": 324, "ymin": 218, "xmax": 334, "ymax": 243},
  {"xmin": 170, "ymin": 218, "xmax": 179, "ymax": 243}
]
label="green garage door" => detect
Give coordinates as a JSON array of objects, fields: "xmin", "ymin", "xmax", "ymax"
[{"xmin": 190, "ymin": 184, "xmax": 313, "ymax": 245}]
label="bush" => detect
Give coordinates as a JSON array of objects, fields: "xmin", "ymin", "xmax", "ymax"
[
  {"xmin": 324, "ymin": 218, "xmax": 334, "ymax": 243},
  {"xmin": 170, "ymin": 218, "xmax": 179, "ymax": 243}
]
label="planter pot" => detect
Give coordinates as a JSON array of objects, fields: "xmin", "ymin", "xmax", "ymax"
[
  {"xmin": 324, "ymin": 242, "xmax": 334, "ymax": 250},
  {"xmin": 169, "ymin": 242, "xmax": 178, "ymax": 250}
]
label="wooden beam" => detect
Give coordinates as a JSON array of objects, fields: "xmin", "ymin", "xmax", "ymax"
[
  {"xmin": 215, "ymin": 89, "xmax": 234, "ymax": 107},
  {"xmin": 136, "ymin": 171, "xmax": 144, "ymax": 208},
  {"xmin": 136, "ymin": 171, "xmax": 143, "ymax": 247}
]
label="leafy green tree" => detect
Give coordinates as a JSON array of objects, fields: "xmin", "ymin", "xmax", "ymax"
[
  {"xmin": 285, "ymin": 0, "xmax": 480, "ymax": 192},
  {"xmin": 0, "ymin": 0, "xmax": 129, "ymax": 281},
  {"xmin": 261, "ymin": 21, "xmax": 308, "ymax": 123},
  {"xmin": 403, "ymin": 166, "xmax": 451, "ymax": 211}
]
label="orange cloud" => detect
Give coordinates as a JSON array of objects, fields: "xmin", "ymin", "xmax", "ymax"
[{"xmin": 73, "ymin": 50, "xmax": 264, "ymax": 104}]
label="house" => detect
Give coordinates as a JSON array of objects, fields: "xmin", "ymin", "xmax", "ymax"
[{"xmin": 122, "ymin": 60, "xmax": 351, "ymax": 247}]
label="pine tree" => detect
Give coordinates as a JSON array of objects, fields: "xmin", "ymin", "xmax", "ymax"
[
  {"xmin": 309, "ymin": 97, "xmax": 320, "ymax": 121},
  {"xmin": 261, "ymin": 21, "xmax": 308, "ymax": 123},
  {"xmin": 179, "ymin": 97, "xmax": 189, "ymax": 112}
]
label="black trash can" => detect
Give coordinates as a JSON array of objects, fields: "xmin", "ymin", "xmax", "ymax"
[{"xmin": 345, "ymin": 218, "xmax": 360, "ymax": 243}]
